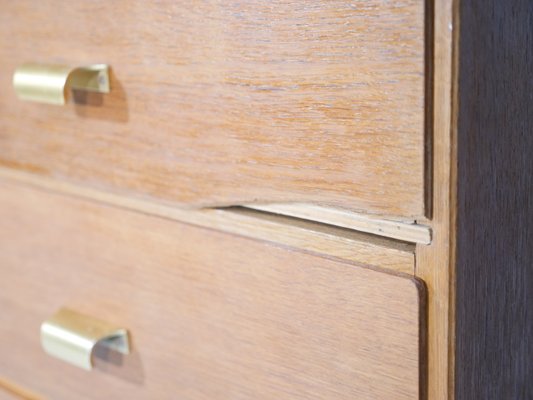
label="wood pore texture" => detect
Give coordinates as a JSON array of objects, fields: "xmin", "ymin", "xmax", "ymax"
[
  {"xmin": 0, "ymin": 179, "xmax": 425, "ymax": 400},
  {"xmin": 0, "ymin": 0, "xmax": 425, "ymax": 218},
  {"xmin": 454, "ymin": 1, "xmax": 533, "ymax": 399}
]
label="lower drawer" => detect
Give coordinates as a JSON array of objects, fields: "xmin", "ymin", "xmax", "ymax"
[{"xmin": 0, "ymin": 180, "xmax": 425, "ymax": 400}]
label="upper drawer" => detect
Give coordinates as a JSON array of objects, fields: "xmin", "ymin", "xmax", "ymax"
[{"xmin": 0, "ymin": 1, "xmax": 426, "ymax": 217}]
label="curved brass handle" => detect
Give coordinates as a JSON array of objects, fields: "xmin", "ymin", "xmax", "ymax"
[
  {"xmin": 13, "ymin": 63, "xmax": 110, "ymax": 105},
  {"xmin": 41, "ymin": 308, "xmax": 130, "ymax": 370}
]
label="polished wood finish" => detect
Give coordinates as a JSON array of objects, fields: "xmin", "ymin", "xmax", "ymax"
[
  {"xmin": 0, "ymin": 0, "xmax": 426, "ymax": 218},
  {"xmin": 454, "ymin": 1, "xmax": 533, "ymax": 399},
  {"xmin": 0, "ymin": 179, "xmax": 425, "ymax": 400}
]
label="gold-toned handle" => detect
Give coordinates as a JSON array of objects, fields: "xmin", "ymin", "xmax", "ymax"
[
  {"xmin": 40, "ymin": 308, "xmax": 130, "ymax": 370},
  {"xmin": 13, "ymin": 63, "xmax": 110, "ymax": 105}
]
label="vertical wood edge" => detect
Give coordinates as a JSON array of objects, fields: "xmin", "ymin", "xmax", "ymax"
[{"xmin": 415, "ymin": 1, "xmax": 456, "ymax": 399}]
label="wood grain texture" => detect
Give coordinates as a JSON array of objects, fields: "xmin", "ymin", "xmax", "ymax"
[
  {"xmin": 415, "ymin": 1, "xmax": 456, "ymax": 399},
  {"xmin": 0, "ymin": 379, "xmax": 42, "ymax": 400},
  {"xmin": 0, "ymin": 167, "xmax": 416, "ymax": 274},
  {"xmin": 0, "ymin": 0, "xmax": 425, "ymax": 218},
  {"xmin": 454, "ymin": 1, "xmax": 533, "ymax": 399},
  {"xmin": 0, "ymin": 387, "xmax": 19, "ymax": 400},
  {"xmin": 0, "ymin": 179, "xmax": 425, "ymax": 400},
  {"xmin": 0, "ymin": 384, "xmax": 20, "ymax": 400}
]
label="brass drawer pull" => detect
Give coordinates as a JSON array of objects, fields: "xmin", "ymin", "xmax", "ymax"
[
  {"xmin": 40, "ymin": 308, "xmax": 130, "ymax": 370},
  {"xmin": 13, "ymin": 63, "xmax": 110, "ymax": 105}
]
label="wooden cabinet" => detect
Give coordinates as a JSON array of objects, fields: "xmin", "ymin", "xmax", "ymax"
[
  {"xmin": 0, "ymin": 0, "xmax": 426, "ymax": 218},
  {"xmin": 0, "ymin": 1, "xmax": 530, "ymax": 399}
]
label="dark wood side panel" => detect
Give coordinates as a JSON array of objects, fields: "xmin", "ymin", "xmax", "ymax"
[{"xmin": 455, "ymin": 1, "xmax": 532, "ymax": 398}]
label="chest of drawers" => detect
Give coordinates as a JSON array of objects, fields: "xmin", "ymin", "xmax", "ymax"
[{"xmin": 0, "ymin": 1, "xmax": 530, "ymax": 399}]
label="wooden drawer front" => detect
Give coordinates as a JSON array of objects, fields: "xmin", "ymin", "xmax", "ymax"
[
  {"xmin": 0, "ymin": 180, "xmax": 425, "ymax": 400},
  {"xmin": 0, "ymin": 1, "xmax": 426, "ymax": 218}
]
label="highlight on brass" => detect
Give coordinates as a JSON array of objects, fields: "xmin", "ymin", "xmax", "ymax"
[
  {"xmin": 40, "ymin": 308, "xmax": 130, "ymax": 370},
  {"xmin": 13, "ymin": 63, "xmax": 110, "ymax": 105}
]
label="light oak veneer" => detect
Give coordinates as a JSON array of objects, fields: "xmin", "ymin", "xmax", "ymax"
[
  {"xmin": 0, "ymin": 179, "xmax": 425, "ymax": 400},
  {"xmin": 0, "ymin": 378, "xmax": 42, "ymax": 400},
  {"xmin": 0, "ymin": 0, "xmax": 426, "ymax": 218},
  {"xmin": 0, "ymin": 1, "xmax": 529, "ymax": 399}
]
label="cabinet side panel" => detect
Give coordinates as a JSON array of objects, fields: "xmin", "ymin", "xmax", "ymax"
[{"xmin": 455, "ymin": 1, "xmax": 533, "ymax": 399}]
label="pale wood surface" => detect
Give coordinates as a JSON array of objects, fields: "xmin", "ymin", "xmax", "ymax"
[
  {"xmin": 0, "ymin": 389, "xmax": 18, "ymax": 400},
  {"xmin": 0, "ymin": 179, "xmax": 424, "ymax": 400},
  {"xmin": 0, "ymin": 379, "xmax": 42, "ymax": 400},
  {"xmin": 0, "ymin": 168, "xmax": 416, "ymax": 274},
  {"xmin": 415, "ymin": 1, "xmax": 456, "ymax": 399},
  {"xmin": 0, "ymin": 386, "xmax": 18, "ymax": 400},
  {"xmin": 0, "ymin": 0, "xmax": 425, "ymax": 218},
  {"xmin": 248, "ymin": 203, "xmax": 432, "ymax": 244},
  {"xmin": 454, "ymin": 1, "xmax": 533, "ymax": 399}
]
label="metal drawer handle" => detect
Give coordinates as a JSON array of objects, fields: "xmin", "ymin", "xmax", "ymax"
[
  {"xmin": 40, "ymin": 308, "xmax": 130, "ymax": 370},
  {"xmin": 13, "ymin": 63, "xmax": 110, "ymax": 105}
]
